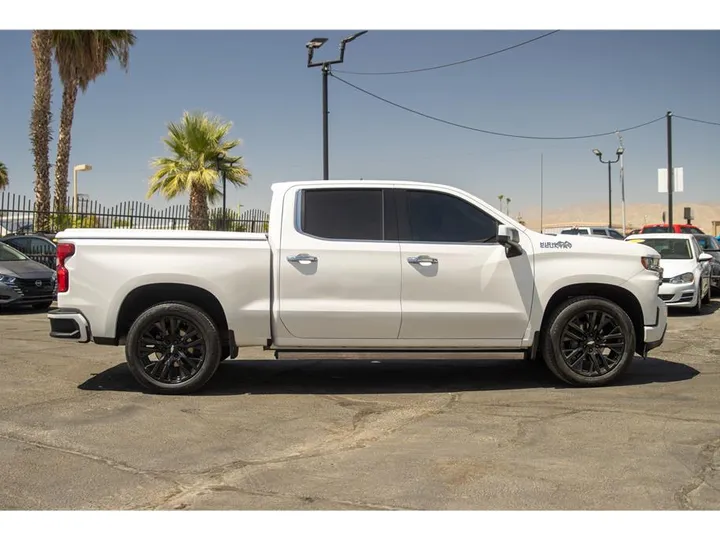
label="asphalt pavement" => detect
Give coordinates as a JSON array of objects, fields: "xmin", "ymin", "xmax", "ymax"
[{"xmin": 1, "ymin": 301, "xmax": 719, "ymax": 510}]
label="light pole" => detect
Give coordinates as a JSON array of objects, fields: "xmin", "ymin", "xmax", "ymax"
[
  {"xmin": 72, "ymin": 164, "xmax": 92, "ymax": 216},
  {"xmin": 216, "ymin": 153, "xmax": 241, "ymax": 230},
  {"xmin": 592, "ymin": 148, "xmax": 623, "ymax": 229},
  {"xmin": 306, "ymin": 31, "xmax": 368, "ymax": 180},
  {"xmin": 615, "ymin": 131, "xmax": 626, "ymax": 235}
]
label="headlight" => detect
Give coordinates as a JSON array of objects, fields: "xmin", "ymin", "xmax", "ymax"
[
  {"xmin": 641, "ymin": 256, "xmax": 661, "ymax": 273},
  {"xmin": 669, "ymin": 272, "xmax": 694, "ymax": 284},
  {"xmin": 0, "ymin": 273, "xmax": 17, "ymax": 284}
]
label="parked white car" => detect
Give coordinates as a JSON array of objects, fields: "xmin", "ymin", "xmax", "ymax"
[
  {"xmin": 47, "ymin": 180, "xmax": 668, "ymax": 394},
  {"xmin": 625, "ymin": 233, "xmax": 713, "ymax": 313}
]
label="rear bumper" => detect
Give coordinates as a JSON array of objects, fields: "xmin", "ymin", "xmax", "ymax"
[{"xmin": 47, "ymin": 308, "xmax": 91, "ymax": 343}]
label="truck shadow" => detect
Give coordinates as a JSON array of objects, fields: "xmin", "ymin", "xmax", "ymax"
[{"xmin": 78, "ymin": 356, "xmax": 699, "ymax": 396}]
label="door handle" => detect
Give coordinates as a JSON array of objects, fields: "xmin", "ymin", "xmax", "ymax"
[
  {"xmin": 407, "ymin": 255, "xmax": 438, "ymax": 267},
  {"xmin": 287, "ymin": 253, "xmax": 318, "ymax": 264}
]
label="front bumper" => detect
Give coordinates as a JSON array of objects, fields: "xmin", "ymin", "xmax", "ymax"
[
  {"xmin": 47, "ymin": 308, "xmax": 91, "ymax": 343},
  {"xmin": 658, "ymin": 281, "xmax": 697, "ymax": 307},
  {"xmin": 643, "ymin": 298, "xmax": 668, "ymax": 357},
  {"xmin": 0, "ymin": 282, "xmax": 56, "ymax": 306}
]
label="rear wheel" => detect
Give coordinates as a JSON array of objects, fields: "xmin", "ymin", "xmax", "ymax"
[
  {"xmin": 125, "ymin": 302, "xmax": 222, "ymax": 394},
  {"xmin": 542, "ymin": 296, "xmax": 636, "ymax": 387}
]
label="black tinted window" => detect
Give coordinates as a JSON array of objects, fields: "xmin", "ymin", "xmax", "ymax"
[
  {"xmin": 592, "ymin": 228, "xmax": 608, "ymax": 235},
  {"xmin": 643, "ymin": 226, "xmax": 669, "ymax": 233},
  {"xmin": 300, "ymin": 189, "xmax": 384, "ymax": 241},
  {"xmin": 608, "ymin": 230, "xmax": 624, "ymax": 239},
  {"xmin": 400, "ymin": 190, "xmax": 497, "ymax": 243},
  {"xmin": 561, "ymin": 229, "xmax": 578, "ymax": 235}
]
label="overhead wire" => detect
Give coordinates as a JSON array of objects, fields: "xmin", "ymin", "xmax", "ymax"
[
  {"xmin": 675, "ymin": 115, "xmax": 720, "ymax": 127},
  {"xmin": 334, "ymin": 30, "xmax": 561, "ymax": 76},
  {"xmin": 330, "ymin": 73, "xmax": 666, "ymax": 141}
]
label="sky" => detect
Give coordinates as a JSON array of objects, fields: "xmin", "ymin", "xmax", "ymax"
[{"xmin": 0, "ymin": 29, "xmax": 719, "ymax": 218}]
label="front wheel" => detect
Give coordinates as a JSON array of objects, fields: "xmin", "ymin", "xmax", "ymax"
[
  {"xmin": 125, "ymin": 302, "xmax": 223, "ymax": 394},
  {"xmin": 541, "ymin": 296, "xmax": 636, "ymax": 387}
]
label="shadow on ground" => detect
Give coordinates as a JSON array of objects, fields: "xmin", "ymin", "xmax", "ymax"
[
  {"xmin": 78, "ymin": 356, "xmax": 700, "ymax": 396},
  {"xmin": 668, "ymin": 299, "xmax": 720, "ymax": 317}
]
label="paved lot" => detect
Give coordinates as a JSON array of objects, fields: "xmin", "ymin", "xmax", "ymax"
[{"xmin": 1, "ymin": 301, "xmax": 720, "ymax": 510}]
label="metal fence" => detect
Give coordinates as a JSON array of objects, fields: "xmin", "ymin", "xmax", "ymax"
[{"xmin": 0, "ymin": 192, "xmax": 269, "ymax": 236}]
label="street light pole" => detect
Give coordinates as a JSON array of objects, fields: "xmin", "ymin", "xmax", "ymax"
[
  {"xmin": 592, "ymin": 148, "xmax": 623, "ymax": 229},
  {"xmin": 306, "ymin": 31, "xmax": 368, "ymax": 180},
  {"xmin": 216, "ymin": 153, "xmax": 241, "ymax": 230}
]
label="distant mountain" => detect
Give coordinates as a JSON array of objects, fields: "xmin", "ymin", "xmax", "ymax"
[{"xmin": 520, "ymin": 201, "xmax": 720, "ymax": 235}]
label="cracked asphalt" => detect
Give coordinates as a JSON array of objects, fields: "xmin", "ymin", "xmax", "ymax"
[{"xmin": 1, "ymin": 301, "xmax": 720, "ymax": 510}]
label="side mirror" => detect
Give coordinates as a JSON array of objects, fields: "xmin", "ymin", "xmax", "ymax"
[
  {"xmin": 498, "ymin": 224, "xmax": 520, "ymax": 245},
  {"xmin": 699, "ymin": 252, "xmax": 713, "ymax": 262}
]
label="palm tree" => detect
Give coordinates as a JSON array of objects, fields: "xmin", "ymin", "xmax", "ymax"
[
  {"xmin": 506, "ymin": 197, "xmax": 511, "ymax": 215},
  {"xmin": 0, "ymin": 161, "xmax": 8, "ymax": 191},
  {"xmin": 148, "ymin": 111, "xmax": 251, "ymax": 230},
  {"xmin": 30, "ymin": 30, "xmax": 54, "ymax": 230},
  {"xmin": 497, "ymin": 194, "xmax": 504, "ymax": 211},
  {"xmin": 52, "ymin": 30, "xmax": 136, "ymax": 212}
]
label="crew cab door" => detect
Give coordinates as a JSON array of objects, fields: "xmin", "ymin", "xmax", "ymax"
[
  {"xmin": 393, "ymin": 188, "xmax": 535, "ymax": 343},
  {"xmin": 277, "ymin": 186, "xmax": 402, "ymax": 340}
]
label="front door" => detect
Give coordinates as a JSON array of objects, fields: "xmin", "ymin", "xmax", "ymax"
[
  {"xmin": 277, "ymin": 187, "xmax": 402, "ymax": 341},
  {"xmin": 394, "ymin": 188, "xmax": 535, "ymax": 343}
]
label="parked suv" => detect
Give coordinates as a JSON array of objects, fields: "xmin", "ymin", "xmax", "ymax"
[{"xmin": 559, "ymin": 227, "xmax": 624, "ymax": 240}]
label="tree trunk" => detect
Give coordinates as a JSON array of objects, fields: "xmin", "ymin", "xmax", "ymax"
[
  {"xmin": 188, "ymin": 183, "xmax": 209, "ymax": 230},
  {"xmin": 30, "ymin": 30, "xmax": 53, "ymax": 232},
  {"xmin": 54, "ymin": 82, "xmax": 79, "ymax": 215}
]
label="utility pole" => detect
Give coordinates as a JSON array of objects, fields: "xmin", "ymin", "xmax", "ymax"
[
  {"xmin": 615, "ymin": 131, "xmax": 626, "ymax": 235},
  {"xmin": 666, "ymin": 111, "xmax": 674, "ymax": 228},
  {"xmin": 540, "ymin": 153, "xmax": 544, "ymax": 233}
]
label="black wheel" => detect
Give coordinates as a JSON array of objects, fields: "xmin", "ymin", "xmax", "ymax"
[
  {"xmin": 32, "ymin": 301, "xmax": 53, "ymax": 310},
  {"xmin": 541, "ymin": 296, "xmax": 636, "ymax": 387},
  {"xmin": 125, "ymin": 302, "xmax": 222, "ymax": 394}
]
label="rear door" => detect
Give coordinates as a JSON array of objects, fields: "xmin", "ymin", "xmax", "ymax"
[
  {"xmin": 394, "ymin": 188, "xmax": 534, "ymax": 343},
  {"xmin": 277, "ymin": 187, "xmax": 402, "ymax": 340}
]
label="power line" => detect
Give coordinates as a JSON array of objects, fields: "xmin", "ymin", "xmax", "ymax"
[
  {"xmin": 330, "ymin": 73, "xmax": 666, "ymax": 140},
  {"xmin": 334, "ymin": 30, "xmax": 561, "ymax": 76},
  {"xmin": 675, "ymin": 115, "xmax": 720, "ymax": 127}
]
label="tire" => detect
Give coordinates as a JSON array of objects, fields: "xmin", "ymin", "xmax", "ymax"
[
  {"xmin": 701, "ymin": 280, "xmax": 711, "ymax": 305},
  {"xmin": 125, "ymin": 302, "xmax": 223, "ymax": 395},
  {"xmin": 541, "ymin": 296, "xmax": 636, "ymax": 387},
  {"xmin": 32, "ymin": 301, "xmax": 53, "ymax": 310},
  {"xmin": 692, "ymin": 285, "xmax": 703, "ymax": 314}
]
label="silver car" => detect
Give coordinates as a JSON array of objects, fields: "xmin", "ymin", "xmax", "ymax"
[{"xmin": 0, "ymin": 241, "xmax": 57, "ymax": 310}]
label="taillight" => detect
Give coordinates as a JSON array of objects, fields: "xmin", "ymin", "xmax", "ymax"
[{"xmin": 56, "ymin": 243, "xmax": 75, "ymax": 293}]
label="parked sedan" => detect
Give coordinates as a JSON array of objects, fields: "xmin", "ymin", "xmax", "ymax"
[
  {"xmin": 695, "ymin": 234, "xmax": 720, "ymax": 293},
  {"xmin": 1, "ymin": 234, "xmax": 57, "ymax": 270},
  {"xmin": 625, "ymin": 233, "xmax": 712, "ymax": 313},
  {"xmin": 0, "ymin": 241, "xmax": 57, "ymax": 310}
]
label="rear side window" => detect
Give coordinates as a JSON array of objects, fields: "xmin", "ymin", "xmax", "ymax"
[
  {"xmin": 591, "ymin": 228, "xmax": 609, "ymax": 236},
  {"xmin": 300, "ymin": 188, "xmax": 385, "ymax": 241}
]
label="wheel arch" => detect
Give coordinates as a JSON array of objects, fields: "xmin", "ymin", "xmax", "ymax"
[
  {"xmin": 540, "ymin": 283, "xmax": 646, "ymax": 355},
  {"xmin": 114, "ymin": 283, "xmax": 230, "ymax": 346}
]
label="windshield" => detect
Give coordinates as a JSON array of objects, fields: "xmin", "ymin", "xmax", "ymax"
[
  {"xmin": 0, "ymin": 242, "xmax": 29, "ymax": 262},
  {"xmin": 629, "ymin": 238, "xmax": 692, "ymax": 259}
]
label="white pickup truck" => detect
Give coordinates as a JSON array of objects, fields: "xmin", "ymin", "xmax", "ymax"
[{"xmin": 47, "ymin": 180, "xmax": 668, "ymax": 394}]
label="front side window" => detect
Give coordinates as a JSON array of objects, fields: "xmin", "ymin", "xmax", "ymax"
[
  {"xmin": 400, "ymin": 190, "xmax": 498, "ymax": 243},
  {"xmin": 608, "ymin": 230, "xmax": 624, "ymax": 239},
  {"xmin": 299, "ymin": 188, "xmax": 384, "ymax": 241},
  {"xmin": 592, "ymin": 228, "xmax": 609, "ymax": 236}
]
